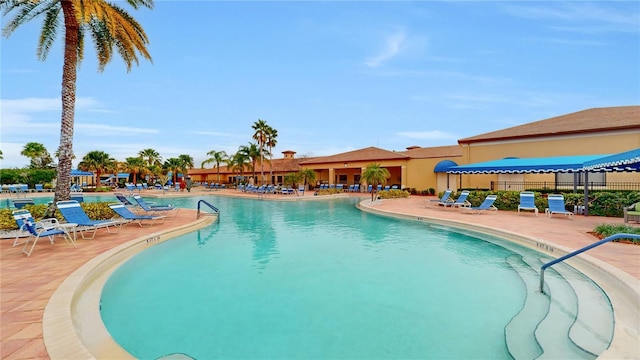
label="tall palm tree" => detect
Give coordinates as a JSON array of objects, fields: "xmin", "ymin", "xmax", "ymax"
[
  {"xmin": 360, "ymin": 163, "xmax": 390, "ymax": 201},
  {"xmin": 139, "ymin": 148, "xmax": 162, "ymax": 167},
  {"xmin": 78, "ymin": 150, "xmax": 115, "ymax": 187},
  {"xmin": 201, "ymin": 150, "xmax": 228, "ymax": 184},
  {"xmin": 123, "ymin": 156, "xmax": 147, "ymax": 184},
  {"xmin": 252, "ymin": 119, "xmax": 269, "ymax": 185},
  {"xmin": 265, "ymin": 125, "xmax": 278, "ymax": 185},
  {"xmin": 2, "ymin": 0, "xmax": 153, "ymax": 214}
]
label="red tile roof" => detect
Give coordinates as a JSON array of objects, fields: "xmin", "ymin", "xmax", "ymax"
[{"xmin": 459, "ymin": 106, "xmax": 640, "ymax": 144}]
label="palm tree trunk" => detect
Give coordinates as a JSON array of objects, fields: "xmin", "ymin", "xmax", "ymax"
[
  {"xmin": 269, "ymin": 147, "xmax": 273, "ymax": 185},
  {"xmin": 47, "ymin": 0, "xmax": 79, "ymax": 218}
]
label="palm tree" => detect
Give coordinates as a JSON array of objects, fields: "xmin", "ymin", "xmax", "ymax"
[
  {"xmin": 2, "ymin": 0, "xmax": 153, "ymax": 213},
  {"xmin": 21, "ymin": 142, "xmax": 54, "ymax": 169},
  {"xmin": 252, "ymin": 119, "xmax": 269, "ymax": 185},
  {"xmin": 265, "ymin": 125, "xmax": 278, "ymax": 185},
  {"xmin": 138, "ymin": 148, "xmax": 161, "ymax": 184},
  {"xmin": 139, "ymin": 148, "xmax": 162, "ymax": 166},
  {"xmin": 360, "ymin": 163, "xmax": 390, "ymax": 201},
  {"xmin": 228, "ymin": 151, "xmax": 249, "ymax": 186},
  {"xmin": 283, "ymin": 172, "xmax": 302, "ymax": 194},
  {"xmin": 298, "ymin": 168, "xmax": 317, "ymax": 191},
  {"xmin": 78, "ymin": 150, "xmax": 115, "ymax": 187},
  {"xmin": 163, "ymin": 158, "xmax": 183, "ymax": 186},
  {"xmin": 123, "ymin": 156, "xmax": 147, "ymax": 184},
  {"xmin": 178, "ymin": 154, "xmax": 194, "ymax": 170},
  {"xmin": 21, "ymin": 142, "xmax": 46, "ymax": 160},
  {"xmin": 201, "ymin": 150, "xmax": 228, "ymax": 184},
  {"xmin": 238, "ymin": 143, "xmax": 264, "ymax": 185}
]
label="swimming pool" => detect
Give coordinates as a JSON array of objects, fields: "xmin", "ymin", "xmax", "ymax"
[{"xmin": 99, "ymin": 196, "xmax": 610, "ymax": 359}]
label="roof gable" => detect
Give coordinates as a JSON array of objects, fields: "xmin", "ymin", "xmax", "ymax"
[
  {"xmin": 299, "ymin": 147, "xmax": 409, "ymax": 165},
  {"xmin": 459, "ymin": 106, "xmax": 640, "ymax": 144}
]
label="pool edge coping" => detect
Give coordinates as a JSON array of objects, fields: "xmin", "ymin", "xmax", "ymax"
[{"xmin": 42, "ymin": 214, "xmax": 217, "ymax": 360}]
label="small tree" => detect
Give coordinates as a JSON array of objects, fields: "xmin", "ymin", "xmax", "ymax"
[{"xmin": 360, "ymin": 163, "xmax": 390, "ymax": 201}]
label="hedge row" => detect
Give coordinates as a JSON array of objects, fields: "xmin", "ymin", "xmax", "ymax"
[{"xmin": 0, "ymin": 203, "xmax": 116, "ymax": 230}]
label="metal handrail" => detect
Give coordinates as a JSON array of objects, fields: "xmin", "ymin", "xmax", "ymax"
[
  {"xmin": 539, "ymin": 233, "xmax": 640, "ymax": 293},
  {"xmin": 197, "ymin": 199, "xmax": 219, "ymax": 220}
]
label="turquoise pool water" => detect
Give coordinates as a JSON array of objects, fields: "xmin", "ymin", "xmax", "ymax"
[{"xmin": 99, "ymin": 196, "xmax": 535, "ymax": 359}]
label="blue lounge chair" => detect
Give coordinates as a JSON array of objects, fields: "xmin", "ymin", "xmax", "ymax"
[
  {"xmin": 132, "ymin": 195, "xmax": 179, "ymax": 217},
  {"xmin": 13, "ymin": 209, "xmax": 76, "ymax": 257},
  {"xmin": 12, "ymin": 198, "xmax": 35, "ymax": 209},
  {"xmin": 462, "ymin": 194, "xmax": 498, "ymax": 214},
  {"xmin": 518, "ymin": 191, "xmax": 538, "ymax": 216},
  {"xmin": 70, "ymin": 194, "xmax": 84, "ymax": 203},
  {"xmin": 442, "ymin": 190, "xmax": 471, "ymax": 208},
  {"xmin": 428, "ymin": 189, "xmax": 453, "ymax": 207},
  {"xmin": 57, "ymin": 200, "xmax": 124, "ymax": 239},
  {"xmin": 114, "ymin": 192, "xmax": 135, "ymax": 207},
  {"xmin": 109, "ymin": 203, "xmax": 165, "ymax": 227},
  {"xmin": 35, "ymin": 184, "xmax": 44, "ymax": 192},
  {"xmin": 545, "ymin": 194, "xmax": 574, "ymax": 218}
]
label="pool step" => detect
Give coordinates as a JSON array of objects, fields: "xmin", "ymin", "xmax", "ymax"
[
  {"xmin": 520, "ymin": 256, "xmax": 598, "ymax": 359},
  {"xmin": 505, "ymin": 254, "xmax": 612, "ymax": 360},
  {"xmin": 544, "ymin": 260, "xmax": 614, "ymax": 356},
  {"xmin": 505, "ymin": 255, "xmax": 547, "ymax": 360}
]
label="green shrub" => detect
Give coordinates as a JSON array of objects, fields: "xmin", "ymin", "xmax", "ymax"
[
  {"xmin": 593, "ymin": 224, "xmax": 640, "ymax": 244},
  {"xmin": 0, "ymin": 202, "xmax": 115, "ymax": 230},
  {"xmin": 378, "ymin": 189, "xmax": 410, "ymax": 199}
]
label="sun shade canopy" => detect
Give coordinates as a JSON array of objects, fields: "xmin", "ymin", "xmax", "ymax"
[
  {"xmin": 583, "ymin": 148, "xmax": 640, "ymax": 172},
  {"xmin": 446, "ymin": 155, "xmax": 608, "ymax": 174},
  {"xmin": 70, "ymin": 170, "xmax": 94, "ymax": 176},
  {"xmin": 433, "ymin": 160, "xmax": 458, "ymax": 173}
]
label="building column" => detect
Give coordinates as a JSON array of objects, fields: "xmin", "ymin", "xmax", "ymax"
[
  {"xmin": 401, "ymin": 166, "xmax": 407, "ymax": 189},
  {"xmin": 329, "ymin": 168, "xmax": 335, "ymax": 185}
]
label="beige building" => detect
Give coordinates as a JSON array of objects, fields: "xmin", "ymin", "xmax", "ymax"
[
  {"xmin": 454, "ymin": 106, "xmax": 640, "ymax": 190},
  {"xmin": 189, "ymin": 106, "xmax": 640, "ymax": 192}
]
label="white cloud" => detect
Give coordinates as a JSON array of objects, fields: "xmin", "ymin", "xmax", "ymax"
[
  {"xmin": 503, "ymin": 2, "xmax": 639, "ymax": 34},
  {"xmin": 365, "ymin": 29, "xmax": 407, "ymax": 68}
]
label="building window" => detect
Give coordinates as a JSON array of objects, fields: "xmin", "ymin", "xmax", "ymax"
[{"xmin": 338, "ymin": 174, "xmax": 347, "ymax": 184}]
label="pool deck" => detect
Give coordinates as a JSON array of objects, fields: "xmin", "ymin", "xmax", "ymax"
[{"xmin": 1, "ymin": 190, "xmax": 639, "ymax": 359}]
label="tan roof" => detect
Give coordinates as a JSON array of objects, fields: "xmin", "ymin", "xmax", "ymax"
[
  {"xmin": 459, "ymin": 106, "xmax": 640, "ymax": 144},
  {"xmin": 399, "ymin": 145, "xmax": 463, "ymax": 159},
  {"xmin": 299, "ymin": 147, "xmax": 409, "ymax": 165}
]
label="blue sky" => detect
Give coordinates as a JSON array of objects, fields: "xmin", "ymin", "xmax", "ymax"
[{"xmin": 2, "ymin": 1, "xmax": 638, "ymax": 169}]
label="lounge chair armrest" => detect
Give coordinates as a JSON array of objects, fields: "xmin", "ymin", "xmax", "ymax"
[{"xmin": 38, "ymin": 218, "xmax": 61, "ymax": 230}]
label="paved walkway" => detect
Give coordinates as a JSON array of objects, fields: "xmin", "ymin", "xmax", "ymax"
[{"xmin": 1, "ymin": 191, "xmax": 638, "ymax": 359}]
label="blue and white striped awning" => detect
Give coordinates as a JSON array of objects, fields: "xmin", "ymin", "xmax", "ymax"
[
  {"xmin": 70, "ymin": 169, "xmax": 94, "ymax": 176},
  {"xmin": 446, "ymin": 155, "xmax": 607, "ymax": 174},
  {"xmin": 583, "ymin": 148, "xmax": 640, "ymax": 172}
]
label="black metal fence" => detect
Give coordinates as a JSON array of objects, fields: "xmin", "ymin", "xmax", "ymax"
[{"xmin": 491, "ymin": 181, "xmax": 640, "ymax": 192}]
